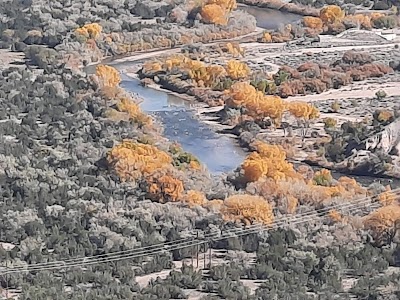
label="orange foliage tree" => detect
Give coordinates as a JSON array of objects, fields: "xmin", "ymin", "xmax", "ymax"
[
  {"xmin": 225, "ymin": 82, "xmax": 287, "ymax": 127},
  {"xmin": 222, "ymin": 194, "xmax": 274, "ymax": 225},
  {"xmin": 182, "ymin": 190, "xmax": 207, "ymax": 206},
  {"xmin": 303, "ymin": 16, "xmax": 324, "ymax": 31},
  {"xmin": 146, "ymin": 171, "xmax": 184, "ymax": 203},
  {"xmin": 320, "ymin": 5, "xmax": 345, "ymax": 24},
  {"xmin": 95, "ymin": 65, "xmax": 121, "ymax": 88},
  {"xmin": 225, "ymin": 60, "xmax": 250, "ymax": 79},
  {"xmin": 378, "ymin": 186, "xmax": 397, "ymax": 206},
  {"xmin": 107, "ymin": 141, "xmax": 172, "ymax": 181},
  {"xmin": 201, "ymin": 0, "xmax": 237, "ymax": 25},
  {"xmin": 286, "ymin": 101, "xmax": 320, "ymax": 121},
  {"xmin": 116, "ymin": 97, "xmax": 152, "ymax": 125},
  {"xmin": 364, "ymin": 204, "xmax": 400, "ymax": 241},
  {"xmin": 75, "ymin": 23, "xmax": 103, "ymax": 39},
  {"xmin": 207, "ymin": 0, "xmax": 237, "ymax": 12},
  {"xmin": 201, "ymin": 4, "xmax": 228, "ymax": 25},
  {"xmin": 241, "ymin": 142, "xmax": 299, "ymax": 182}
]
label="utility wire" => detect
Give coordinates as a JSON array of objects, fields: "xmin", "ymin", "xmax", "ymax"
[
  {"xmin": 3, "ymin": 201, "xmax": 380, "ymax": 274},
  {"xmin": 3, "ymin": 189, "xmax": 391, "ymax": 274},
  {"xmin": 3, "ymin": 189, "xmax": 392, "ymax": 272}
]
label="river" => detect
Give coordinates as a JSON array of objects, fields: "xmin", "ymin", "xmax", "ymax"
[
  {"xmin": 119, "ymin": 75, "xmax": 247, "ymax": 174},
  {"xmin": 97, "ymin": 7, "xmax": 400, "ymax": 187},
  {"xmin": 238, "ymin": 4, "xmax": 303, "ymax": 30}
]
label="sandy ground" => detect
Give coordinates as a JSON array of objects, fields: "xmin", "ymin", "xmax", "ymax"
[
  {"xmin": 286, "ymin": 81, "xmax": 400, "ymax": 102},
  {"xmin": 0, "ymin": 49, "xmax": 24, "ymax": 69},
  {"xmin": 135, "ymin": 249, "xmax": 258, "ymax": 299},
  {"xmin": 120, "ymin": 32, "xmax": 400, "ymax": 105}
]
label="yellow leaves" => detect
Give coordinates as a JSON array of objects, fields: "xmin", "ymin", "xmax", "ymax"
[
  {"xmin": 371, "ymin": 12, "xmax": 385, "ymax": 21},
  {"xmin": 303, "ymin": 16, "xmax": 324, "ymax": 30},
  {"xmin": 225, "ymin": 60, "xmax": 250, "ymax": 79},
  {"xmin": 95, "ymin": 65, "xmax": 121, "ymax": 88},
  {"xmin": 377, "ymin": 110, "xmax": 394, "ymax": 122},
  {"xmin": 201, "ymin": 0, "xmax": 236, "ymax": 25},
  {"xmin": 75, "ymin": 23, "xmax": 102, "ymax": 39},
  {"xmin": 182, "ymin": 190, "xmax": 207, "ymax": 206},
  {"xmin": 189, "ymin": 160, "xmax": 201, "ymax": 170},
  {"xmin": 222, "ymin": 194, "xmax": 274, "ymax": 225},
  {"xmin": 286, "ymin": 101, "xmax": 320, "ymax": 120},
  {"xmin": 143, "ymin": 61, "xmax": 163, "ymax": 73},
  {"xmin": 320, "ymin": 5, "xmax": 345, "ymax": 24},
  {"xmin": 242, "ymin": 153, "xmax": 270, "ymax": 182},
  {"xmin": 261, "ymin": 32, "xmax": 272, "ymax": 43},
  {"xmin": 364, "ymin": 204, "xmax": 400, "ymax": 234},
  {"xmin": 225, "ymin": 42, "xmax": 245, "ymax": 57},
  {"xmin": 378, "ymin": 185, "xmax": 397, "ymax": 206},
  {"xmin": 346, "ymin": 14, "xmax": 372, "ymax": 29},
  {"xmin": 242, "ymin": 142, "xmax": 298, "ymax": 183},
  {"xmin": 207, "ymin": 0, "xmax": 237, "ymax": 12},
  {"xmin": 189, "ymin": 65, "xmax": 227, "ymax": 87},
  {"xmin": 107, "ymin": 141, "xmax": 172, "ymax": 181},
  {"xmin": 201, "ymin": 4, "xmax": 228, "ymax": 25},
  {"xmin": 225, "ymin": 82, "xmax": 258, "ymax": 108},
  {"xmin": 328, "ymin": 209, "xmax": 343, "ymax": 222},
  {"xmin": 116, "ymin": 97, "xmax": 152, "ymax": 125},
  {"xmin": 147, "ymin": 172, "xmax": 184, "ymax": 203},
  {"xmin": 224, "ymin": 82, "xmax": 287, "ymax": 126}
]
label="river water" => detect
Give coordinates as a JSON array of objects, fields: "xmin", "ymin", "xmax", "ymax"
[
  {"xmin": 120, "ymin": 75, "xmax": 247, "ymax": 174},
  {"xmin": 96, "ymin": 8, "xmax": 400, "ymax": 187},
  {"xmin": 238, "ymin": 5, "xmax": 303, "ymax": 30}
]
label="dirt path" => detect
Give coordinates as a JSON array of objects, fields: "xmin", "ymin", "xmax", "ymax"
[
  {"xmin": 111, "ymin": 27, "xmax": 265, "ymax": 65},
  {"xmin": 286, "ymin": 81, "xmax": 400, "ymax": 102}
]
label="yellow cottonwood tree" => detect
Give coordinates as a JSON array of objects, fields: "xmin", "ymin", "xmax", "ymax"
[
  {"xmin": 225, "ymin": 60, "xmax": 250, "ymax": 79},
  {"xmin": 241, "ymin": 142, "xmax": 298, "ymax": 182},
  {"xmin": 224, "ymin": 82, "xmax": 286, "ymax": 126},
  {"xmin": 95, "ymin": 65, "xmax": 121, "ymax": 88},
  {"xmin": 116, "ymin": 97, "xmax": 152, "ymax": 125},
  {"xmin": 75, "ymin": 23, "xmax": 103, "ymax": 39},
  {"xmin": 201, "ymin": 4, "xmax": 228, "ymax": 25},
  {"xmin": 146, "ymin": 172, "xmax": 184, "ymax": 203},
  {"xmin": 303, "ymin": 16, "xmax": 324, "ymax": 30},
  {"xmin": 286, "ymin": 101, "xmax": 320, "ymax": 120},
  {"xmin": 222, "ymin": 194, "xmax": 274, "ymax": 225},
  {"xmin": 207, "ymin": 0, "xmax": 237, "ymax": 12},
  {"xmin": 364, "ymin": 204, "xmax": 400, "ymax": 239},
  {"xmin": 320, "ymin": 5, "xmax": 345, "ymax": 24},
  {"xmin": 107, "ymin": 141, "xmax": 172, "ymax": 181}
]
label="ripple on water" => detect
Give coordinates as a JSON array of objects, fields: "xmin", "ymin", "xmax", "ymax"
[{"xmin": 121, "ymin": 78, "xmax": 247, "ymax": 174}]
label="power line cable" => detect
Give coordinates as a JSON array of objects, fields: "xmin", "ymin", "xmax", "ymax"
[
  {"xmin": 3, "ymin": 189, "xmax": 391, "ymax": 272},
  {"xmin": 3, "ymin": 190, "xmax": 390, "ymax": 274}
]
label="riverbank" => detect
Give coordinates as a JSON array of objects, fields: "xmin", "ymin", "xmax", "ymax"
[
  {"xmin": 127, "ymin": 28, "xmax": 400, "ymax": 181},
  {"xmin": 238, "ymin": 0, "xmax": 320, "ymax": 16}
]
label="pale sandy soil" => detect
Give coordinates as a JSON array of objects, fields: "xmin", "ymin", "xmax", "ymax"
[
  {"xmin": 286, "ymin": 81, "xmax": 400, "ymax": 102},
  {"xmin": 135, "ymin": 249, "xmax": 259, "ymax": 299},
  {"xmin": 0, "ymin": 49, "xmax": 24, "ymax": 69},
  {"xmin": 122, "ymin": 33, "xmax": 400, "ymax": 106}
]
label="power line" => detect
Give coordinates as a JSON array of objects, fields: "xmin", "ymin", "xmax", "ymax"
[
  {"xmin": 2, "ymin": 189, "xmax": 391, "ymax": 272},
  {"xmin": 2, "ymin": 189, "xmax": 390, "ymax": 274},
  {"xmin": 3, "ymin": 202, "xmax": 380, "ymax": 275}
]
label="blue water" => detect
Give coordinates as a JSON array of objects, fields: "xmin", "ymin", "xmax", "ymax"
[{"xmin": 120, "ymin": 76, "xmax": 247, "ymax": 174}]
